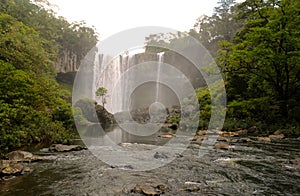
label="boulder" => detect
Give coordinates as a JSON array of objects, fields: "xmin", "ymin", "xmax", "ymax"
[
  {"xmin": 154, "ymin": 152, "xmax": 168, "ymax": 159},
  {"xmin": 214, "ymin": 142, "xmax": 230, "ymax": 150},
  {"xmin": 257, "ymin": 137, "xmax": 271, "ymax": 142},
  {"xmin": 218, "ymin": 131, "xmax": 238, "ymax": 137},
  {"xmin": 132, "ymin": 183, "xmax": 165, "ymax": 195},
  {"xmin": 184, "ymin": 185, "xmax": 200, "ymax": 192},
  {"xmin": 95, "ymin": 104, "xmax": 115, "ymax": 127},
  {"xmin": 269, "ymin": 134, "xmax": 285, "ymax": 140},
  {"xmin": 236, "ymin": 129, "xmax": 248, "ymax": 136},
  {"xmin": 217, "ymin": 136, "xmax": 231, "ymax": 142},
  {"xmin": 197, "ymin": 130, "xmax": 207, "ymax": 135},
  {"xmin": 248, "ymin": 126, "xmax": 261, "ymax": 135},
  {"xmin": 190, "ymin": 135, "xmax": 206, "ymax": 141},
  {"xmin": 238, "ymin": 138, "xmax": 253, "ymax": 143},
  {"xmin": 49, "ymin": 144, "xmax": 87, "ymax": 152},
  {"xmin": 0, "ymin": 160, "xmax": 30, "ymax": 176},
  {"xmin": 289, "ymin": 158, "xmax": 300, "ymax": 165},
  {"xmin": 274, "ymin": 129, "xmax": 283, "ymax": 135},
  {"xmin": 168, "ymin": 123, "xmax": 178, "ymax": 130},
  {"xmin": 158, "ymin": 133, "xmax": 174, "ymax": 138},
  {"xmin": 6, "ymin": 151, "xmax": 44, "ymax": 162}
]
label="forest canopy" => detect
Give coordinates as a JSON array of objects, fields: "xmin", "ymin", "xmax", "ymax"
[
  {"xmin": 0, "ymin": 0, "xmax": 98, "ymax": 151},
  {"xmin": 145, "ymin": 0, "xmax": 300, "ymax": 134}
]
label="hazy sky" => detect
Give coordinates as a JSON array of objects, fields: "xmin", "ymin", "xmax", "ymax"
[{"xmin": 48, "ymin": 0, "xmax": 228, "ymax": 40}]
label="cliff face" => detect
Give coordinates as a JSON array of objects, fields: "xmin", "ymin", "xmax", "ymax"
[{"xmin": 55, "ymin": 49, "xmax": 79, "ymax": 73}]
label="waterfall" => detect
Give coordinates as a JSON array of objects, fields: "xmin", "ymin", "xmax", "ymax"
[
  {"xmin": 155, "ymin": 52, "xmax": 164, "ymax": 102},
  {"xmin": 121, "ymin": 55, "xmax": 134, "ymax": 111},
  {"xmin": 93, "ymin": 52, "xmax": 135, "ymax": 113}
]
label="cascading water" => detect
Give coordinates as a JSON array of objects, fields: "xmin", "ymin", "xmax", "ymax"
[
  {"xmin": 121, "ymin": 54, "xmax": 135, "ymax": 112},
  {"xmin": 155, "ymin": 52, "xmax": 164, "ymax": 102},
  {"xmin": 93, "ymin": 51, "xmax": 135, "ymax": 113}
]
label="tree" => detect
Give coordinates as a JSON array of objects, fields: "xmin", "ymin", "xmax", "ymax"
[
  {"xmin": 0, "ymin": 60, "xmax": 74, "ymax": 150},
  {"xmin": 0, "ymin": 0, "xmax": 98, "ymax": 71},
  {"xmin": 219, "ymin": 0, "xmax": 300, "ymax": 122},
  {"xmin": 190, "ymin": 0, "xmax": 243, "ymax": 56},
  {"xmin": 0, "ymin": 13, "xmax": 55, "ymax": 75},
  {"xmin": 96, "ymin": 87, "xmax": 108, "ymax": 107}
]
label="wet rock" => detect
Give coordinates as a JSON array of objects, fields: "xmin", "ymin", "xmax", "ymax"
[
  {"xmin": 197, "ymin": 130, "xmax": 207, "ymax": 135},
  {"xmin": 111, "ymin": 164, "xmax": 134, "ymax": 170},
  {"xmin": 183, "ymin": 185, "xmax": 200, "ymax": 192},
  {"xmin": 156, "ymin": 184, "xmax": 167, "ymax": 192},
  {"xmin": 257, "ymin": 137, "xmax": 271, "ymax": 142},
  {"xmin": 95, "ymin": 104, "xmax": 116, "ymax": 127},
  {"xmin": 238, "ymin": 138, "xmax": 253, "ymax": 143},
  {"xmin": 163, "ymin": 123, "xmax": 178, "ymax": 130},
  {"xmin": 248, "ymin": 126, "xmax": 261, "ymax": 135},
  {"xmin": 1, "ymin": 175, "xmax": 16, "ymax": 180},
  {"xmin": 218, "ymin": 131, "xmax": 238, "ymax": 137},
  {"xmin": 214, "ymin": 142, "xmax": 230, "ymax": 150},
  {"xmin": 269, "ymin": 134, "xmax": 285, "ymax": 140},
  {"xmin": 132, "ymin": 184, "xmax": 161, "ymax": 195},
  {"xmin": 169, "ymin": 124, "xmax": 178, "ymax": 130},
  {"xmin": 158, "ymin": 133, "xmax": 174, "ymax": 138},
  {"xmin": 0, "ymin": 160, "xmax": 26, "ymax": 176},
  {"xmin": 6, "ymin": 151, "xmax": 44, "ymax": 162},
  {"xmin": 190, "ymin": 135, "xmax": 206, "ymax": 141},
  {"xmin": 236, "ymin": 129, "xmax": 248, "ymax": 136},
  {"xmin": 289, "ymin": 158, "xmax": 300, "ymax": 165},
  {"xmin": 274, "ymin": 129, "xmax": 283, "ymax": 135},
  {"xmin": 49, "ymin": 144, "xmax": 87, "ymax": 152},
  {"xmin": 154, "ymin": 152, "xmax": 168, "ymax": 159},
  {"xmin": 217, "ymin": 136, "xmax": 231, "ymax": 142},
  {"xmin": 22, "ymin": 166, "xmax": 31, "ymax": 173}
]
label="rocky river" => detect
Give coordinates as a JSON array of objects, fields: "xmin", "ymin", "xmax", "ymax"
[{"xmin": 1, "ymin": 126, "xmax": 300, "ymax": 195}]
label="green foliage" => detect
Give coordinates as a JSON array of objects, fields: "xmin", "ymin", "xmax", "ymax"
[
  {"xmin": 0, "ymin": 0, "xmax": 98, "ymax": 66},
  {"xmin": 96, "ymin": 87, "xmax": 108, "ymax": 107},
  {"xmin": 0, "ymin": 0, "xmax": 97, "ymax": 151},
  {"xmin": 73, "ymin": 107, "xmax": 89, "ymax": 126},
  {"xmin": 0, "ymin": 61, "xmax": 74, "ymax": 151},
  {"xmin": 219, "ymin": 0, "xmax": 300, "ymax": 123},
  {"xmin": 190, "ymin": 0, "xmax": 243, "ymax": 56},
  {"xmin": 168, "ymin": 113, "xmax": 180, "ymax": 125},
  {"xmin": 74, "ymin": 98, "xmax": 98, "ymax": 123},
  {"xmin": 0, "ymin": 13, "xmax": 55, "ymax": 75}
]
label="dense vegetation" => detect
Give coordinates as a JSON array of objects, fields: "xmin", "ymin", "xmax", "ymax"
[
  {"xmin": 0, "ymin": 0, "xmax": 299, "ymax": 152},
  {"xmin": 0, "ymin": 0, "xmax": 97, "ymax": 151},
  {"xmin": 146, "ymin": 0, "xmax": 300, "ymax": 136}
]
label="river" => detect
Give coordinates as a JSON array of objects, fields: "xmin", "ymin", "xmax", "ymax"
[{"xmin": 1, "ymin": 126, "xmax": 300, "ymax": 195}]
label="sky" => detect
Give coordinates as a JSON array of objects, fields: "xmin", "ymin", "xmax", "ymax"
[{"xmin": 48, "ymin": 0, "xmax": 227, "ymax": 40}]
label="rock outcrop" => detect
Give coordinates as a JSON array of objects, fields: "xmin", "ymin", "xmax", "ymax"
[
  {"xmin": 95, "ymin": 104, "xmax": 115, "ymax": 127},
  {"xmin": 49, "ymin": 144, "xmax": 87, "ymax": 152},
  {"xmin": 132, "ymin": 183, "xmax": 167, "ymax": 195},
  {"xmin": 74, "ymin": 98, "xmax": 115, "ymax": 127},
  {"xmin": 214, "ymin": 143, "xmax": 230, "ymax": 150},
  {"xmin": 269, "ymin": 134, "xmax": 285, "ymax": 140},
  {"xmin": 1, "ymin": 150, "xmax": 45, "ymax": 177},
  {"xmin": 257, "ymin": 137, "xmax": 271, "ymax": 142},
  {"xmin": 6, "ymin": 151, "xmax": 44, "ymax": 162},
  {"xmin": 0, "ymin": 160, "xmax": 29, "ymax": 176},
  {"xmin": 289, "ymin": 158, "xmax": 300, "ymax": 165}
]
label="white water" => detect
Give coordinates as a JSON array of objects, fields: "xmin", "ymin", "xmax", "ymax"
[
  {"xmin": 155, "ymin": 52, "xmax": 164, "ymax": 102},
  {"xmin": 93, "ymin": 52, "xmax": 135, "ymax": 113}
]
